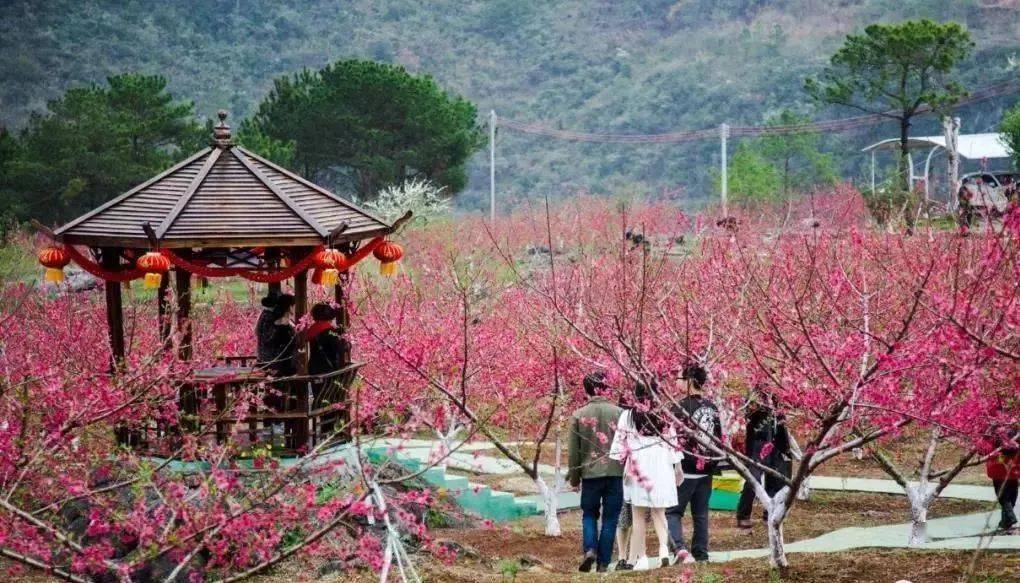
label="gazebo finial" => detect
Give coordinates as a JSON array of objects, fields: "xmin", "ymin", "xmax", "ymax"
[{"xmin": 212, "ymin": 109, "xmax": 232, "ymax": 147}]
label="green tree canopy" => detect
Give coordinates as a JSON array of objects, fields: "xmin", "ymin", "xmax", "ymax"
[
  {"xmin": 720, "ymin": 110, "xmax": 836, "ymax": 204},
  {"xmin": 1, "ymin": 74, "xmax": 203, "ymax": 223},
  {"xmin": 1001, "ymin": 103, "xmax": 1020, "ymax": 170},
  {"xmin": 249, "ymin": 59, "xmax": 484, "ymax": 201},
  {"xmin": 805, "ymin": 19, "xmax": 973, "ymax": 192},
  {"xmin": 722, "ymin": 143, "xmax": 782, "ymax": 204},
  {"xmin": 753, "ymin": 110, "xmax": 836, "ymax": 198}
]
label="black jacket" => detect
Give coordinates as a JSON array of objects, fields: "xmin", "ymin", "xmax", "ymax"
[
  {"xmin": 308, "ymin": 328, "xmax": 350, "ymax": 376},
  {"xmin": 673, "ymin": 395, "xmax": 723, "ymax": 475},
  {"xmin": 258, "ymin": 322, "xmax": 296, "ymax": 376},
  {"xmin": 745, "ymin": 407, "xmax": 791, "ymax": 473}
]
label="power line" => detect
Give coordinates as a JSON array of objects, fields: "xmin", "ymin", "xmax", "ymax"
[{"xmin": 499, "ymin": 78, "xmax": 1020, "ymax": 143}]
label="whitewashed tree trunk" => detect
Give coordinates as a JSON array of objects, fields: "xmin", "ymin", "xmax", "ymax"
[
  {"xmin": 764, "ymin": 489, "xmax": 790, "ymax": 568},
  {"xmin": 433, "ymin": 417, "xmax": 461, "ymax": 471},
  {"xmin": 905, "ymin": 483, "xmax": 935, "ymax": 547},
  {"xmin": 766, "ymin": 514, "xmax": 788, "ymax": 568},
  {"xmin": 535, "ymin": 476, "xmax": 561, "ymax": 536}
]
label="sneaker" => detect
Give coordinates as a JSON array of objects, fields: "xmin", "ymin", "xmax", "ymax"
[
  {"xmin": 578, "ymin": 551, "xmax": 596, "ymax": 572},
  {"xmin": 615, "ymin": 560, "xmax": 634, "ymax": 571},
  {"xmin": 672, "ymin": 549, "xmax": 695, "ymax": 565},
  {"xmin": 596, "ymin": 564, "xmax": 609, "ymax": 573},
  {"xmin": 736, "ymin": 519, "xmax": 754, "ymax": 529}
]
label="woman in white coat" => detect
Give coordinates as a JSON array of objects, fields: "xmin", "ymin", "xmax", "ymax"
[{"xmin": 610, "ymin": 382, "xmax": 684, "ymax": 570}]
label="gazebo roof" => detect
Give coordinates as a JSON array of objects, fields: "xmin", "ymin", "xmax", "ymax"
[{"xmin": 54, "ymin": 112, "xmax": 392, "ymax": 249}]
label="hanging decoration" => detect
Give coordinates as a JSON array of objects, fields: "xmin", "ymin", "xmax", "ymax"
[
  {"xmin": 137, "ymin": 251, "xmax": 172, "ymax": 289},
  {"xmin": 43, "ymin": 235, "xmax": 394, "ymax": 284},
  {"xmin": 161, "ymin": 246, "xmax": 324, "ymax": 283},
  {"xmin": 38, "ymin": 246, "xmax": 71, "ymax": 283},
  {"xmin": 314, "ymin": 248, "xmax": 348, "ymax": 287},
  {"xmin": 373, "ymin": 240, "xmax": 404, "ymax": 277}
]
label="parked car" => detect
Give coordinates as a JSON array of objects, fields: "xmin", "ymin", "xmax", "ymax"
[{"xmin": 958, "ymin": 171, "xmax": 1018, "ymax": 225}]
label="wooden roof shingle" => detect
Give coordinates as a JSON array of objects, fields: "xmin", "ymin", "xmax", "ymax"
[{"xmin": 54, "ymin": 112, "xmax": 392, "ymax": 249}]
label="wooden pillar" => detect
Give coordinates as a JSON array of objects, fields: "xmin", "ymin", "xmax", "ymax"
[
  {"xmin": 175, "ymin": 266, "xmax": 192, "ymax": 361},
  {"xmin": 101, "ymin": 248, "xmax": 126, "ymax": 371},
  {"xmin": 157, "ymin": 275, "xmax": 171, "ymax": 350},
  {"xmin": 266, "ymin": 248, "xmax": 282, "ymax": 296},
  {"xmin": 293, "ymin": 264, "xmax": 310, "ymax": 450},
  {"xmin": 334, "ymin": 280, "xmax": 352, "ymax": 366},
  {"xmin": 293, "ymin": 266, "xmax": 309, "ymax": 374}
]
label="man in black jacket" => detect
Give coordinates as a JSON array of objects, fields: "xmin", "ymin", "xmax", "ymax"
[
  {"xmin": 667, "ymin": 364, "xmax": 722, "ymax": 563},
  {"xmin": 736, "ymin": 388, "xmax": 792, "ymax": 528}
]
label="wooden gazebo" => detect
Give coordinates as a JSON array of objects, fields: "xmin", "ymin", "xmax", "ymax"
[{"xmin": 39, "ymin": 111, "xmax": 409, "ymax": 453}]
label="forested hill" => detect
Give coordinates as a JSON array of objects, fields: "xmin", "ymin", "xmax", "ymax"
[{"xmin": 2, "ymin": 0, "xmax": 1018, "ymax": 208}]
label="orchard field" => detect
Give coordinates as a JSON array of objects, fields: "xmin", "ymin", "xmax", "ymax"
[{"xmin": 0, "ymin": 188, "xmax": 1018, "ymax": 582}]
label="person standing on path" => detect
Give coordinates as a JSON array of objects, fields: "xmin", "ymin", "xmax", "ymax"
[
  {"xmin": 735, "ymin": 388, "xmax": 792, "ymax": 528},
  {"xmin": 986, "ymin": 440, "xmax": 1019, "ymax": 532},
  {"xmin": 667, "ymin": 364, "xmax": 722, "ymax": 563},
  {"xmin": 611, "ymin": 381, "xmax": 683, "ymax": 570},
  {"xmin": 567, "ymin": 372, "xmax": 624, "ymax": 573}
]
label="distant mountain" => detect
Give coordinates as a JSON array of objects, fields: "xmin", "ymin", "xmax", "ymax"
[{"xmin": 2, "ymin": 0, "xmax": 1018, "ymax": 209}]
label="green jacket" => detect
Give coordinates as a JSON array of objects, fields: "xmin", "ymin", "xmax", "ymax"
[{"xmin": 567, "ymin": 397, "xmax": 624, "ymax": 487}]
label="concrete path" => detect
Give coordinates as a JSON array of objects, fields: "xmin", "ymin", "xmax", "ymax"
[{"xmin": 711, "ymin": 511, "xmax": 1019, "ymax": 561}]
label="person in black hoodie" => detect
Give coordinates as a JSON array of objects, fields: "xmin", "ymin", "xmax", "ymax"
[
  {"xmin": 666, "ymin": 363, "xmax": 722, "ymax": 563},
  {"xmin": 735, "ymin": 386, "xmax": 792, "ymax": 528},
  {"xmin": 256, "ymin": 293, "xmax": 296, "ymax": 376}
]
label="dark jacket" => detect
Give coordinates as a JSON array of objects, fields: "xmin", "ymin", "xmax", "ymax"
[
  {"xmin": 745, "ymin": 407, "xmax": 791, "ymax": 474},
  {"xmin": 674, "ymin": 395, "xmax": 723, "ymax": 475},
  {"xmin": 259, "ymin": 322, "xmax": 296, "ymax": 376},
  {"xmin": 308, "ymin": 327, "xmax": 350, "ymax": 376},
  {"xmin": 255, "ymin": 308, "xmax": 276, "ymax": 364}
]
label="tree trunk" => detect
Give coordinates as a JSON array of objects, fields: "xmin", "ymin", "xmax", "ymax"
[
  {"xmin": 898, "ymin": 117, "xmax": 912, "ymax": 193},
  {"xmin": 434, "ymin": 418, "xmax": 460, "ymax": 471},
  {"xmin": 766, "ymin": 514, "xmax": 788, "ymax": 568},
  {"xmin": 535, "ymin": 476, "xmax": 561, "ymax": 536},
  {"xmin": 765, "ymin": 489, "xmax": 790, "ymax": 568},
  {"xmin": 905, "ymin": 483, "xmax": 934, "ymax": 547}
]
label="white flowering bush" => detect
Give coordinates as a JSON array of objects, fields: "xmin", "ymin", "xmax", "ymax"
[{"xmin": 367, "ymin": 178, "xmax": 450, "ymax": 225}]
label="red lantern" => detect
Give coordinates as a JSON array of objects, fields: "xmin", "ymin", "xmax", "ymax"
[
  {"xmin": 137, "ymin": 251, "xmax": 171, "ymax": 289},
  {"xmin": 38, "ymin": 246, "xmax": 71, "ymax": 283},
  {"xmin": 373, "ymin": 241, "xmax": 404, "ymax": 277},
  {"xmin": 314, "ymin": 248, "xmax": 348, "ymax": 286}
]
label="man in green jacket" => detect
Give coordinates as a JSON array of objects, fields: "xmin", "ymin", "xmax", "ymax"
[{"xmin": 568, "ymin": 372, "xmax": 624, "ymax": 573}]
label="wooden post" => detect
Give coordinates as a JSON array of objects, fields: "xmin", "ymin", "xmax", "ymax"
[
  {"xmin": 266, "ymin": 248, "xmax": 282, "ymax": 296},
  {"xmin": 157, "ymin": 275, "xmax": 171, "ymax": 350},
  {"xmin": 175, "ymin": 266, "xmax": 192, "ymax": 361},
  {"xmin": 334, "ymin": 278, "xmax": 352, "ymax": 366},
  {"xmin": 101, "ymin": 248, "xmax": 126, "ymax": 372},
  {"xmin": 294, "ymin": 265, "xmax": 309, "ymax": 375}
]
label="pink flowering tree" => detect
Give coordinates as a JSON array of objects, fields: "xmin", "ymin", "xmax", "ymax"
[{"xmin": 0, "ymin": 279, "xmax": 435, "ymax": 581}]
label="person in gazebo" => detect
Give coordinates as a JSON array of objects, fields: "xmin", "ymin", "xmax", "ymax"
[
  {"xmin": 305, "ymin": 303, "xmax": 349, "ymax": 376},
  {"xmin": 256, "ymin": 292, "xmax": 280, "ymax": 365},
  {"xmin": 257, "ymin": 293, "xmax": 296, "ymax": 376}
]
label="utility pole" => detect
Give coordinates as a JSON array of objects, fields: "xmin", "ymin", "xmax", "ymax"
[
  {"xmin": 942, "ymin": 116, "xmax": 961, "ymax": 212},
  {"xmin": 489, "ymin": 110, "xmax": 497, "ymax": 222},
  {"xmin": 720, "ymin": 123, "xmax": 730, "ymax": 216}
]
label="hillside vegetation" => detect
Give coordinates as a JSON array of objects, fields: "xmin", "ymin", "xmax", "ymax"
[{"xmin": 1, "ymin": 0, "xmax": 1018, "ymax": 208}]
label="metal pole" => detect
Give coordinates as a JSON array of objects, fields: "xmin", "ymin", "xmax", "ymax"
[
  {"xmin": 870, "ymin": 150, "xmax": 876, "ymax": 195},
  {"xmin": 720, "ymin": 123, "xmax": 729, "ymax": 216},
  {"xmin": 489, "ymin": 110, "xmax": 497, "ymax": 222}
]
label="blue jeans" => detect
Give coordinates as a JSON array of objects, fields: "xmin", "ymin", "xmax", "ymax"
[{"xmin": 580, "ymin": 476, "xmax": 624, "ymax": 566}]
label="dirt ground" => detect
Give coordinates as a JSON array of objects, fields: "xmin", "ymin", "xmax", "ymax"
[
  {"xmin": 3, "ymin": 473, "xmax": 1007, "ymax": 582},
  {"xmin": 439, "ymin": 492, "xmax": 991, "ymax": 569}
]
